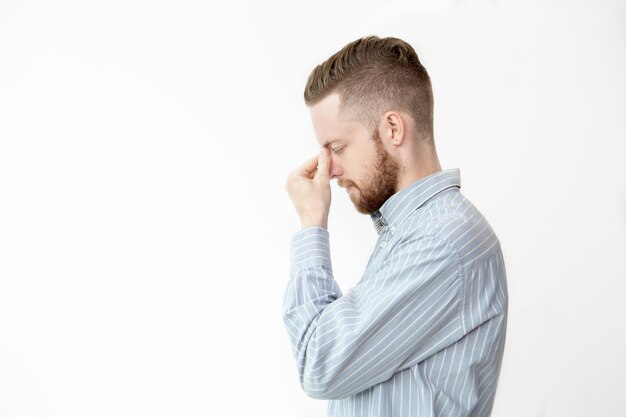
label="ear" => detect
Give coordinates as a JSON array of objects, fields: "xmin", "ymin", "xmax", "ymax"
[{"xmin": 381, "ymin": 111, "xmax": 405, "ymax": 146}]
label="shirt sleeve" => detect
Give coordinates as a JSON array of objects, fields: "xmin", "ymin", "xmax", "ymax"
[{"xmin": 282, "ymin": 226, "xmax": 466, "ymax": 400}]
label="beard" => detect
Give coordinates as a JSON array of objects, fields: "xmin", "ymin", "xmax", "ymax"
[{"xmin": 344, "ymin": 131, "xmax": 402, "ymax": 215}]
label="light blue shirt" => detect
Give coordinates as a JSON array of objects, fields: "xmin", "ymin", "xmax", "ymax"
[{"xmin": 282, "ymin": 168, "xmax": 508, "ymax": 417}]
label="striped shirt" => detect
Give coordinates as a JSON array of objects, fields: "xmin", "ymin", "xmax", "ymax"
[{"xmin": 282, "ymin": 168, "xmax": 508, "ymax": 417}]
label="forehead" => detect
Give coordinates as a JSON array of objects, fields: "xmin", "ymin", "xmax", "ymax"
[{"xmin": 310, "ymin": 93, "xmax": 368, "ymax": 147}]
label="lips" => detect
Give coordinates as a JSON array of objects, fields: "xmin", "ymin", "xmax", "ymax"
[{"xmin": 338, "ymin": 180, "xmax": 355, "ymax": 194}]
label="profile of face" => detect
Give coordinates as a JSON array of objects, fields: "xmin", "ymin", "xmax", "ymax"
[{"xmin": 310, "ymin": 93, "xmax": 402, "ymax": 214}]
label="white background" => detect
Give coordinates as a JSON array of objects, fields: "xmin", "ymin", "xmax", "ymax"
[{"xmin": 1, "ymin": 0, "xmax": 625, "ymax": 416}]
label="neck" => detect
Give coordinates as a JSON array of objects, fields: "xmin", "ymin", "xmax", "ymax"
[{"xmin": 395, "ymin": 149, "xmax": 442, "ymax": 193}]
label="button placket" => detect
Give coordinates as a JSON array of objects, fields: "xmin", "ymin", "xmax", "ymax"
[{"xmin": 379, "ymin": 225, "xmax": 394, "ymax": 249}]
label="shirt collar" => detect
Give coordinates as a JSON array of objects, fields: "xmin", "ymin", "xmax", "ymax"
[{"xmin": 370, "ymin": 168, "xmax": 462, "ymax": 235}]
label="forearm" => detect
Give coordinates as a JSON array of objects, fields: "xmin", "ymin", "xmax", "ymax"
[
  {"xmin": 282, "ymin": 231, "xmax": 465, "ymax": 400},
  {"xmin": 282, "ymin": 227, "xmax": 344, "ymax": 398}
]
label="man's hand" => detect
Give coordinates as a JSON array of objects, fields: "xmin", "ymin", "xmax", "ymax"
[{"xmin": 285, "ymin": 148, "xmax": 331, "ymax": 230}]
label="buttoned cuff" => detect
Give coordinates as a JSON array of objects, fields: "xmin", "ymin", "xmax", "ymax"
[{"xmin": 290, "ymin": 227, "xmax": 332, "ymax": 272}]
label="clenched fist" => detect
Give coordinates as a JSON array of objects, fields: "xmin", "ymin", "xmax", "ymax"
[{"xmin": 285, "ymin": 148, "xmax": 332, "ymax": 230}]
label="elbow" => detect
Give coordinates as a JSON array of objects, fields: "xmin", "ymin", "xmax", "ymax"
[
  {"xmin": 300, "ymin": 373, "xmax": 346, "ymax": 400},
  {"xmin": 302, "ymin": 385, "xmax": 340, "ymax": 400}
]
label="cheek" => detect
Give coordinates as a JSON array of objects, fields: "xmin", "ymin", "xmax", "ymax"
[{"xmin": 348, "ymin": 167, "xmax": 364, "ymax": 186}]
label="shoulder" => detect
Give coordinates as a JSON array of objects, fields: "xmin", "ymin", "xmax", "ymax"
[{"xmin": 401, "ymin": 188, "xmax": 502, "ymax": 273}]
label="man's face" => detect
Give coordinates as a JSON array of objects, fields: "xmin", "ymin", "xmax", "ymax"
[{"xmin": 310, "ymin": 93, "xmax": 401, "ymax": 214}]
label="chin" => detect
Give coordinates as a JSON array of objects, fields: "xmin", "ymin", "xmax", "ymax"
[{"xmin": 353, "ymin": 201, "xmax": 372, "ymax": 215}]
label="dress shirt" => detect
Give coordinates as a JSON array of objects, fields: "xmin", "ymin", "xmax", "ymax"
[{"xmin": 282, "ymin": 168, "xmax": 508, "ymax": 417}]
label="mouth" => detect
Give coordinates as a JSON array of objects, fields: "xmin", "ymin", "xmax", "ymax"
[{"xmin": 338, "ymin": 180, "xmax": 355, "ymax": 194}]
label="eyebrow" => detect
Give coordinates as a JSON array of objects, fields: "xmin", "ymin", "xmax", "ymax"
[{"xmin": 321, "ymin": 139, "xmax": 343, "ymax": 148}]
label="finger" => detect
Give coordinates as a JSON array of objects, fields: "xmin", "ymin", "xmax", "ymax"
[
  {"xmin": 314, "ymin": 148, "xmax": 330, "ymax": 182},
  {"xmin": 297, "ymin": 154, "xmax": 320, "ymax": 177}
]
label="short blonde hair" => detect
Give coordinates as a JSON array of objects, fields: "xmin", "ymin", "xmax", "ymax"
[{"xmin": 304, "ymin": 35, "xmax": 434, "ymax": 143}]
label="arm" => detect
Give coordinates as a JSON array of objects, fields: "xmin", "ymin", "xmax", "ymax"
[{"xmin": 282, "ymin": 226, "xmax": 465, "ymax": 400}]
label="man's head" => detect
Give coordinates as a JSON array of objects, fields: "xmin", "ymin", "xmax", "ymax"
[{"xmin": 304, "ymin": 35, "xmax": 439, "ymax": 214}]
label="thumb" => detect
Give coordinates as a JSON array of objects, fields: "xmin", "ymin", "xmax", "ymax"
[{"xmin": 315, "ymin": 148, "xmax": 330, "ymax": 181}]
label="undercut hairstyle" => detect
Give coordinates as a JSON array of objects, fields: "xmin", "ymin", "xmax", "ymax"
[{"xmin": 304, "ymin": 35, "xmax": 435, "ymax": 144}]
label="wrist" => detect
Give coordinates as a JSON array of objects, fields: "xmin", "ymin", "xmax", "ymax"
[{"xmin": 300, "ymin": 217, "xmax": 328, "ymax": 230}]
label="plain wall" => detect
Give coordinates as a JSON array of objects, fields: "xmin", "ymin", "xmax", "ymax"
[{"xmin": 0, "ymin": 0, "xmax": 624, "ymax": 416}]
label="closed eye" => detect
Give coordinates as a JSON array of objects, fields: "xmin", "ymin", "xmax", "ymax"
[{"xmin": 331, "ymin": 146, "xmax": 344, "ymax": 154}]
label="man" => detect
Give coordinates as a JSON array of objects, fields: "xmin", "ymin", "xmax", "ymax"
[{"xmin": 283, "ymin": 35, "xmax": 508, "ymax": 417}]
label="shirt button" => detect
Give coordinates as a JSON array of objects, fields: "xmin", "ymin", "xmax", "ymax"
[
  {"xmin": 390, "ymin": 225, "xmax": 396, "ymax": 234},
  {"xmin": 380, "ymin": 241, "xmax": 387, "ymax": 248}
]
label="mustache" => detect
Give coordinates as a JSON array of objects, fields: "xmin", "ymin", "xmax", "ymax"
[{"xmin": 337, "ymin": 180, "xmax": 354, "ymax": 188}]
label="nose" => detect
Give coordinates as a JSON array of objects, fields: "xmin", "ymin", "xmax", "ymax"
[{"xmin": 329, "ymin": 157, "xmax": 343, "ymax": 180}]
